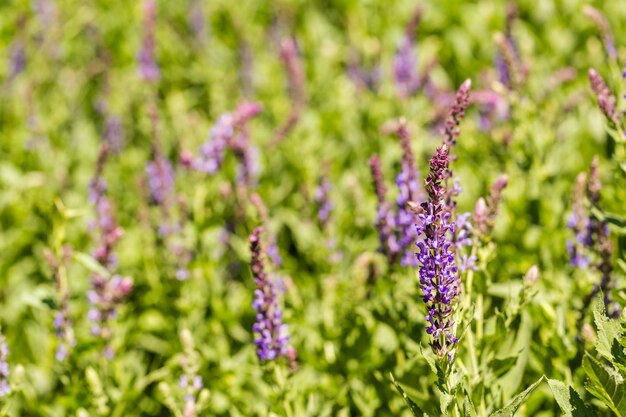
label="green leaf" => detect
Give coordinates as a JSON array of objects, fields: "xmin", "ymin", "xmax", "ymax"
[
  {"xmin": 583, "ymin": 354, "xmax": 626, "ymax": 417},
  {"xmin": 590, "ymin": 207, "xmax": 626, "ymax": 234},
  {"xmin": 390, "ymin": 373, "xmax": 425, "ymax": 417},
  {"xmin": 592, "ymin": 296, "xmax": 624, "ymax": 363},
  {"xmin": 547, "ymin": 379, "xmax": 597, "ymax": 417},
  {"xmin": 490, "ymin": 377, "xmax": 544, "ymax": 417},
  {"xmin": 73, "ymin": 252, "xmax": 110, "ymax": 278}
]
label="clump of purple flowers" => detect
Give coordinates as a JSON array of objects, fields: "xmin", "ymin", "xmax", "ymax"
[
  {"xmin": 138, "ymin": 0, "xmax": 160, "ymax": 81},
  {"xmin": 369, "ymin": 120, "xmax": 424, "ymax": 267},
  {"xmin": 566, "ymin": 172, "xmax": 590, "ymax": 268},
  {"xmin": 183, "ymin": 102, "xmax": 262, "ymax": 188},
  {"xmin": 249, "ymin": 227, "xmax": 290, "ymax": 361},
  {"xmin": 415, "ymin": 145, "xmax": 460, "ymax": 360}
]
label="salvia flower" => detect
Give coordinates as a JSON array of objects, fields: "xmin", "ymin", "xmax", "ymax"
[
  {"xmin": 473, "ymin": 174, "xmax": 509, "ymax": 238},
  {"xmin": 494, "ymin": 3, "xmax": 522, "ymax": 89},
  {"xmin": 249, "ymin": 227, "xmax": 290, "ymax": 361},
  {"xmin": 347, "ymin": 51, "xmax": 381, "ymax": 92},
  {"xmin": 393, "ymin": 5, "xmax": 422, "ymax": 97},
  {"xmin": 588, "ymin": 68, "xmax": 621, "ymax": 129},
  {"xmin": 250, "ymin": 194, "xmax": 282, "ymax": 266},
  {"xmin": 369, "ymin": 155, "xmax": 399, "ymax": 262},
  {"xmin": 392, "ymin": 122, "xmax": 423, "ymax": 266},
  {"xmin": 87, "ymin": 145, "xmax": 133, "ymax": 349},
  {"xmin": 187, "ymin": 102, "xmax": 262, "ymax": 188},
  {"xmin": 415, "ymin": 145, "xmax": 460, "ymax": 360},
  {"xmin": 566, "ymin": 173, "xmax": 590, "ymax": 268},
  {"xmin": 314, "ymin": 164, "xmax": 333, "ymax": 229},
  {"xmin": 138, "ymin": 0, "xmax": 160, "ymax": 81},
  {"xmin": 0, "ymin": 331, "xmax": 9, "ymax": 397},
  {"xmin": 583, "ymin": 6, "xmax": 617, "ymax": 60},
  {"xmin": 146, "ymin": 153, "xmax": 175, "ymax": 207},
  {"xmin": 574, "ymin": 157, "xmax": 620, "ymax": 319},
  {"xmin": 178, "ymin": 329, "xmax": 208, "ymax": 417},
  {"xmin": 44, "ymin": 245, "xmax": 76, "ymax": 361}
]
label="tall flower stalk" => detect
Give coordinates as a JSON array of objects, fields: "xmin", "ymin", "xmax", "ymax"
[
  {"xmin": 249, "ymin": 227, "xmax": 290, "ymax": 362},
  {"xmin": 394, "ymin": 5, "xmax": 423, "ymax": 97},
  {"xmin": 368, "ymin": 155, "xmax": 399, "ymax": 263},
  {"xmin": 415, "ymin": 145, "xmax": 460, "ymax": 361},
  {"xmin": 274, "ymin": 38, "xmax": 305, "ymax": 143},
  {"xmin": 87, "ymin": 144, "xmax": 133, "ymax": 355}
]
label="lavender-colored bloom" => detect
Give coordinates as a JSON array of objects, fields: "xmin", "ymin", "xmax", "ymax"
[
  {"xmin": 104, "ymin": 116, "xmax": 125, "ymax": 153},
  {"xmin": 88, "ymin": 145, "xmax": 133, "ymax": 345},
  {"xmin": 415, "ymin": 145, "xmax": 460, "ymax": 360},
  {"xmin": 138, "ymin": 0, "xmax": 160, "ymax": 81},
  {"xmin": 0, "ymin": 332, "xmax": 9, "ymax": 397},
  {"xmin": 32, "ymin": 0, "xmax": 56, "ymax": 26},
  {"xmin": 314, "ymin": 167, "xmax": 333, "ymax": 229},
  {"xmin": 369, "ymin": 155, "xmax": 399, "ymax": 262},
  {"xmin": 567, "ymin": 173, "xmax": 590, "ymax": 268},
  {"xmin": 9, "ymin": 40, "xmax": 25, "ymax": 77},
  {"xmin": 250, "ymin": 228, "xmax": 290, "ymax": 361},
  {"xmin": 394, "ymin": 37, "xmax": 419, "ymax": 97},
  {"xmin": 389, "ymin": 122, "xmax": 423, "ymax": 266},
  {"xmin": 189, "ymin": 102, "xmax": 262, "ymax": 187},
  {"xmin": 588, "ymin": 68, "xmax": 621, "ymax": 129},
  {"xmin": 188, "ymin": 0, "xmax": 206, "ymax": 45},
  {"xmin": 394, "ymin": 5, "xmax": 422, "ymax": 97},
  {"xmin": 146, "ymin": 154, "xmax": 175, "ymax": 206},
  {"xmin": 347, "ymin": 52, "xmax": 381, "ymax": 92}
]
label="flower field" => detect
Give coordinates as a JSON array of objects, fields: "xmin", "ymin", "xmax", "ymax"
[{"xmin": 1, "ymin": 0, "xmax": 626, "ymax": 415}]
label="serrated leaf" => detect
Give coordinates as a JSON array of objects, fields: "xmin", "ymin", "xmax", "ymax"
[
  {"xmin": 547, "ymin": 379, "xmax": 597, "ymax": 417},
  {"xmin": 490, "ymin": 376, "xmax": 544, "ymax": 417},
  {"xmin": 583, "ymin": 353, "xmax": 626, "ymax": 416},
  {"xmin": 390, "ymin": 373, "xmax": 425, "ymax": 417},
  {"xmin": 464, "ymin": 394, "xmax": 477, "ymax": 417},
  {"xmin": 592, "ymin": 296, "xmax": 624, "ymax": 362}
]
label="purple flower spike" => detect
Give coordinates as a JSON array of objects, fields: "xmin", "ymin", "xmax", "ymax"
[
  {"xmin": 138, "ymin": 0, "xmax": 160, "ymax": 81},
  {"xmin": 588, "ymin": 68, "xmax": 621, "ymax": 129},
  {"xmin": 394, "ymin": 5, "xmax": 422, "ymax": 97},
  {"xmin": 249, "ymin": 228, "xmax": 290, "ymax": 362},
  {"xmin": 393, "ymin": 122, "xmax": 423, "ymax": 266},
  {"xmin": 369, "ymin": 155, "xmax": 399, "ymax": 262},
  {"xmin": 415, "ymin": 145, "xmax": 460, "ymax": 360},
  {"xmin": 146, "ymin": 154, "xmax": 175, "ymax": 206},
  {"xmin": 189, "ymin": 102, "xmax": 262, "ymax": 188},
  {"xmin": 314, "ymin": 164, "xmax": 333, "ymax": 229}
]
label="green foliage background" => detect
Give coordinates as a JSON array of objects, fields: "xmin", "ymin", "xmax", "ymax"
[{"xmin": 0, "ymin": 0, "xmax": 626, "ymax": 415}]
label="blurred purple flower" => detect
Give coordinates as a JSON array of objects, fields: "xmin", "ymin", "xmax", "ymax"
[
  {"xmin": 138, "ymin": 0, "xmax": 160, "ymax": 81},
  {"xmin": 250, "ymin": 228, "xmax": 290, "ymax": 361}
]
